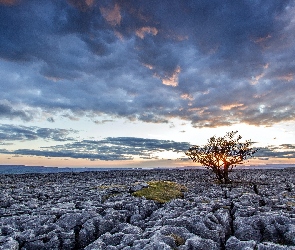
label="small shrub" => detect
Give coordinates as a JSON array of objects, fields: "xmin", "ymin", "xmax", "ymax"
[
  {"xmin": 186, "ymin": 131, "xmax": 258, "ymax": 184},
  {"xmin": 170, "ymin": 233, "xmax": 185, "ymax": 246},
  {"xmin": 133, "ymin": 180, "xmax": 187, "ymax": 203}
]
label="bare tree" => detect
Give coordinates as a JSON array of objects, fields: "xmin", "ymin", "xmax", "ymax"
[{"xmin": 185, "ymin": 131, "xmax": 258, "ymax": 184}]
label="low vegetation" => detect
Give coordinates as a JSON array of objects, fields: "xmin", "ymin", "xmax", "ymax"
[
  {"xmin": 170, "ymin": 233, "xmax": 186, "ymax": 246},
  {"xmin": 133, "ymin": 180, "xmax": 187, "ymax": 203}
]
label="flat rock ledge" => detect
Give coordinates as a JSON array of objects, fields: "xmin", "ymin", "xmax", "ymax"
[{"xmin": 1, "ymin": 169, "xmax": 295, "ymax": 250}]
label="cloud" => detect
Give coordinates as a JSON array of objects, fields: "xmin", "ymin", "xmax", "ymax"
[
  {"xmin": 0, "ymin": 137, "xmax": 192, "ymax": 161},
  {"xmin": 67, "ymin": 0, "xmax": 94, "ymax": 12},
  {"xmin": 0, "ymin": 124, "xmax": 77, "ymax": 141},
  {"xmin": 2, "ymin": 135, "xmax": 295, "ymax": 161},
  {"xmin": 94, "ymin": 119, "xmax": 114, "ymax": 124},
  {"xmin": 0, "ymin": 0, "xmax": 19, "ymax": 5},
  {"xmin": 99, "ymin": 3, "xmax": 121, "ymax": 26},
  {"xmin": 136, "ymin": 27, "xmax": 158, "ymax": 39},
  {"xmin": 47, "ymin": 117, "xmax": 55, "ymax": 123},
  {"xmin": 161, "ymin": 66, "xmax": 181, "ymax": 87},
  {"xmin": 0, "ymin": 0, "xmax": 295, "ymax": 127},
  {"xmin": 258, "ymin": 157, "xmax": 269, "ymax": 161},
  {"xmin": 256, "ymin": 144, "xmax": 295, "ymax": 159},
  {"xmin": 0, "ymin": 101, "xmax": 33, "ymax": 121}
]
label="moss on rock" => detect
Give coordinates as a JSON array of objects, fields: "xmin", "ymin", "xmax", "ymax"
[{"xmin": 132, "ymin": 180, "xmax": 187, "ymax": 203}]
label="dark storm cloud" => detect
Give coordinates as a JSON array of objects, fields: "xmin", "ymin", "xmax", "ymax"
[
  {"xmin": 2, "ymin": 134, "xmax": 294, "ymax": 161},
  {"xmin": 100, "ymin": 137, "xmax": 191, "ymax": 153},
  {"xmin": 0, "ymin": 137, "xmax": 192, "ymax": 160},
  {"xmin": 256, "ymin": 144, "xmax": 295, "ymax": 159},
  {"xmin": 0, "ymin": 124, "xmax": 77, "ymax": 141},
  {"xmin": 0, "ymin": 102, "xmax": 33, "ymax": 121},
  {"xmin": 10, "ymin": 148, "xmax": 132, "ymax": 161},
  {"xmin": 0, "ymin": 0, "xmax": 295, "ymax": 127},
  {"xmin": 47, "ymin": 117, "xmax": 55, "ymax": 123}
]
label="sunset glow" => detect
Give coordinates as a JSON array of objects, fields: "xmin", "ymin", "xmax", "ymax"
[{"xmin": 1, "ymin": 0, "xmax": 295, "ymax": 168}]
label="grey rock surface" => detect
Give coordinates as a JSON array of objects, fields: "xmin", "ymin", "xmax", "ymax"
[{"xmin": 0, "ymin": 169, "xmax": 295, "ymax": 249}]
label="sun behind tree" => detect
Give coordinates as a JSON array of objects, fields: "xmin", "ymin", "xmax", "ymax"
[{"xmin": 186, "ymin": 131, "xmax": 259, "ymax": 184}]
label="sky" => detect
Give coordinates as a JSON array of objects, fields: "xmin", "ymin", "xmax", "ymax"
[{"xmin": 1, "ymin": 0, "xmax": 295, "ymax": 168}]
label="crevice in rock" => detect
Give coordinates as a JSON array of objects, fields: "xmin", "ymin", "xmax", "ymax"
[
  {"xmin": 220, "ymin": 238, "xmax": 226, "ymax": 250},
  {"xmin": 126, "ymin": 215, "xmax": 131, "ymax": 224},
  {"xmin": 224, "ymin": 190, "xmax": 228, "ymax": 199},
  {"xmin": 253, "ymin": 184, "xmax": 259, "ymax": 195},
  {"xmin": 285, "ymin": 183, "xmax": 292, "ymax": 192},
  {"xmin": 228, "ymin": 201, "xmax": 235, "ymax": 239},
  {"xmin": 17, "ymin": 239, "xmax": 26, "ymax": 250},
  {"xmin": 259, "ymin": 198, "xmax": 266, "ymax": 207},
  {"xmin": 73, "ymin": 225, "xmax": 82, "ymax": 250},
  {"xmin": 41, "ymin": 235, "xmax": 51, "ymax": 243},
  {"xmin": 222, "ymin": 184, "xmax": 236, "ymax": 249}
]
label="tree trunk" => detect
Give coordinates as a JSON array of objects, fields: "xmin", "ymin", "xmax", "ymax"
[
  {"xmin": 216, "ymin": 169, "xmax": 224, "ymax": 183},
  {"xmin": 214, "ymin": 166, "xmax": 231, "ymax": 184},
  {"xmin": 223, "ymin": 167, "xmax": 231, "ymax": 184}
]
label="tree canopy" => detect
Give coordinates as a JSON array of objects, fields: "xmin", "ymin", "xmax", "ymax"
[{"xmin": 186, "ymin": 131, "xmax": 258, "ymax": 183}]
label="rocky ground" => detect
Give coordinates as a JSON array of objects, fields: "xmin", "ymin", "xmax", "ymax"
[{"xmin": 0, "ymin": 169, "xmax": 295, "ymax": 250}]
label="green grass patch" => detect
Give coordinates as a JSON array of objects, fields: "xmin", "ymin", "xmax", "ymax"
[{"xmin": 132, "ymin": 180, "xmax": 187, "ymax": 203}]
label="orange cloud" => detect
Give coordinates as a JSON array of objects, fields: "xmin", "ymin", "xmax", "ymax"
[
  {"xmin": 173, "ymin": 35, "xmax": 188, "ymax": 41},
  {"xmin": 220, "ymin": 103, "xmax": 244, "ymax": 111},
  {"xmin": 100, "ymin": 3, "xmax": 121, "ymax": 26},
  {"xmin": 251, "ymin": 72, "xmax": 265, "ymax": 85},
  {"xmin": 114, "ymin": 31, "xmax": 124, "ymax": 41},
  {"xmin": 67, "ymin": 0, "xmax": 94, "ymax": 11},
  {"xmin": 85, "ymin": 0, "xmax": 94, "ymax": 6},
  {"xmin": 180, "ymin": 93, "xmax": 194, "ymax": 101},
  {"xmin": 250, "ymin": 63, "xmax": 269, "ymax": 85},
  {"xmin": 277, "ymin": 74, "xmax": 294, "ymax": 82},
  {"xmin": 254, "ymin": 34, "xmax": 271, "ymax": 44},
  {"xmin": 161, "ymin": 66, "xmax": 181, "ymax": 87},
  {"xmin": 0, "ymin": 0, "xmax": 19, "ymax": 5},
  {"xmin": 136, "ymin": 27, "xmax": 158, "ymax": 39},
  {"xmin": 188, "ymin": 107, "xmax": 202, "ymax": 111},
  {"xmin": 143, "ymin": 63, "xmax": 154, "ymax": 70}
]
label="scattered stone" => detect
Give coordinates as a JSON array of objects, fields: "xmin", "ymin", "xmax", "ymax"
[
  {"xmin": 225, "ymin": 236, "xmax": 256, "ymax": 250},
  {"xmin": 0, "ymin": 237, "xmax": 19, "ymax": 250}
]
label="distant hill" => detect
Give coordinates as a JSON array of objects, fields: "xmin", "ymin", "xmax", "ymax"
[
  {"xmin": 0, "ymin": 165, "xmax": 133, "ymax": 175},
  {"xmin": 1, "ymin": 164, "xmax": 295, "ymax": 175},
  {"xmin": 179, "ymin": 164, "xmax": 295, "ymax": 170}
]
